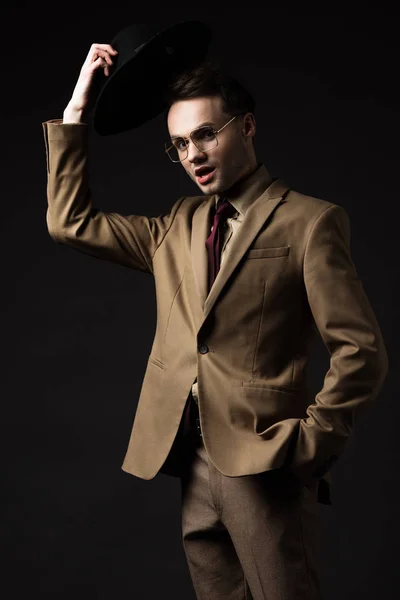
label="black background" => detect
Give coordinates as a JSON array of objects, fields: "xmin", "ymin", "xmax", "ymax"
[{"xmin": 4, "ymin": 9, "xmax": 400, "ymax": 599}]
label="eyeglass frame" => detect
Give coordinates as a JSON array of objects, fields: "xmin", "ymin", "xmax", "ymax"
[{"xmin": 164, "ymin": 114, "xmax": 241, "ymax": 163}]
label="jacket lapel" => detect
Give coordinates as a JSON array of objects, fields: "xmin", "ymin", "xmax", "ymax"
[
  {"xmin": 191, "ymin": 178, "xmax": 289, "ymax": 318},
  {"xmin": 191, "ymin": 196, "xmax": 214, "ymax": 310}
]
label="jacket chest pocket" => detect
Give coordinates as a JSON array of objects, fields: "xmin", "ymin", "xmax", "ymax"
[{"xmin": 246, "ymin": 245, "xmax": 290, "ymax": 259}]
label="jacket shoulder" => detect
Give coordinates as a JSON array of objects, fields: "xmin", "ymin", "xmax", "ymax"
[
  {"xmin": 169, "ymin": 194, "xmax": 209, "ymax": 219},
  {"xmin": 282, "ymin": 185, "xmax": 348, "ymax": 225},
  {"xmin": 285, "ymin": 187, "xmax": 341, "ymax": 213}
]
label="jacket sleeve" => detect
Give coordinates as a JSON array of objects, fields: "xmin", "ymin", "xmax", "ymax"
[
  {"xmin": 42, "ymin": 119, "xmax": 184, "ymax": 273},
  {"xmin": 289, "ymin": 204, "xmax": 389, "ymax": 485}
]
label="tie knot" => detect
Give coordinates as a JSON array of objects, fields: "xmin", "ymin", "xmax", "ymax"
[{"xmin": 215, "ymin": 197, "xmax": 236, "ymax": 220}]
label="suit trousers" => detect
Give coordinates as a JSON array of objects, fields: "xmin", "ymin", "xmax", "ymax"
[{"xmin": 179, "ymin": 415, "xmax": 324, "ymax": 600}]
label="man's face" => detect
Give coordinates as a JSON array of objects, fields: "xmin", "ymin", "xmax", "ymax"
[{"xmin": 167, "ymin": 95, "xmax": 256, "ymax": 195}]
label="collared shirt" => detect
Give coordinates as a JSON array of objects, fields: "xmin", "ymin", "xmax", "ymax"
[{"xmin": 191, "ymin": 162, "xmax": 273, "ymax": 404}]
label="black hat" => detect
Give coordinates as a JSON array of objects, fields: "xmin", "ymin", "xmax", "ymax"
[{"xmin": 91, "ymin": 21, "xmax": 213, "ymax": 135}]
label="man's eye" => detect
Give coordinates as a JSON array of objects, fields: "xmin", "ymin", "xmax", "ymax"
[
  {"xmin": 197, "ymin": 128, "xmax": 214, "ymax": 140},
  {"xmin": 174, "ymin": 139, "xmax": 186, "ymax": 150}
]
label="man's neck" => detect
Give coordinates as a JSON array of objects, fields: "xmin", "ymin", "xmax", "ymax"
[{"xmin": 224, "ymin": 162, "xmax": 260, "ymax": 199}]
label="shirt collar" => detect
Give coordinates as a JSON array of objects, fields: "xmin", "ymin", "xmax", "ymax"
[{"xmin": 214, "ymin": 163, "xmax": 273, "ymax": 217}]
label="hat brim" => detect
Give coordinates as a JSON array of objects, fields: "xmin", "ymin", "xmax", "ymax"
[{"xmin": 92, "ymin": 21, "xmax": 212, "ymax": 135}]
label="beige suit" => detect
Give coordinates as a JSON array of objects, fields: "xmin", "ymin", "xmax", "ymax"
[{"xmin": 42, "ymin": 119, "xmax": 388, "ymax": 504}]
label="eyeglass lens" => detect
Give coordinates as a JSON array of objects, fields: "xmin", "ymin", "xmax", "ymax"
[{"xmin": 167, "ymin": 127, "xmax": 217, "ymax": 162}]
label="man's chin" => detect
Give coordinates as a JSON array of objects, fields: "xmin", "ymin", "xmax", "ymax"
[
  {"xmin": 195, "ymin": 177, "xmax": 224, "ymax": 195},
  {"xmin": 201, "ymin": 185, "xmax": 223, "ymax": 196}
]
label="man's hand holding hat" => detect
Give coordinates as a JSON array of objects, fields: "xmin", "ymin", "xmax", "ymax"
[{"xmin": 63, "ymin": 43, "xmax": 118, "ymax": 124}]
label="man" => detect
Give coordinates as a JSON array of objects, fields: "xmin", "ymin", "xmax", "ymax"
[{"xmin": 42, "ymin": 28, "xmax": 388, "ymax": 600}]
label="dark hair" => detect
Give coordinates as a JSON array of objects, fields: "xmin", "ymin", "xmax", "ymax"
[{"xmin": 162, "ymin": 57, "xmax": 256, "ymax": 129}]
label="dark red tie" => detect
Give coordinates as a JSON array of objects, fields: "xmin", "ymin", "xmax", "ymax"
[
  {"xmin": 205, "ymin": 197, "xmax": 237, "ymax": 292},
  {"xmin": 181, "ymin": 198, "xmax": 236, "ymax": 437}
]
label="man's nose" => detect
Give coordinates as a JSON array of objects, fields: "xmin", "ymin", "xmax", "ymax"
[{"xmin": 187, "ymin": 139, "xmax": 206, "ymax": 162}]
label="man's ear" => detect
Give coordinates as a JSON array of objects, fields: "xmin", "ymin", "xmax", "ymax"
[{"xmin": 242, "ymin": 113, "xmax": 256, "ymax": 138}]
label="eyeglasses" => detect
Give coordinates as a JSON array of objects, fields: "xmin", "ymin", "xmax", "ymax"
[{"xmin": 165, "ymin": 115, "xmax": 238, "ymax": 163}]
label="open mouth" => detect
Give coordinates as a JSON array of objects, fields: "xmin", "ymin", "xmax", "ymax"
[{"xmin": 195, "ymin": 166, "xmax": 216, "ymax": 184}]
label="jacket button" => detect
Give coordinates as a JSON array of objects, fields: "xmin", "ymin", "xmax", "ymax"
[{"xmin": 198, "ymin": 343, "xmax": 209, "ymax": 354}]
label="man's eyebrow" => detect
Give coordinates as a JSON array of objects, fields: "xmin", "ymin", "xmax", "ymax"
[{"xmin": 170, "ymin": 121, "xmax": 215, "ymax": 140}]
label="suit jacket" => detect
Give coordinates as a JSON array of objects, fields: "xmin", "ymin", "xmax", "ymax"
[
  {"xmin": 42, "ymin": 119, "xmax": 388, "ymax": 501},
  {"xmin": 188, "ymin": 158, "xmax": 274, "ymax": 404}
]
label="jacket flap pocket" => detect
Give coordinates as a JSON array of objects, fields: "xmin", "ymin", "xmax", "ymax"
[{"xmin": 247, "ymin": 246, "xmax": 290, "ymax": 259}]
